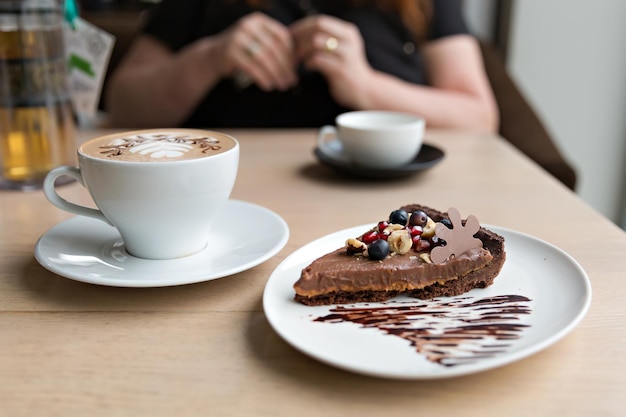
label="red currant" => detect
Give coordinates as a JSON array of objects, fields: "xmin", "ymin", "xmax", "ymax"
[
  {"xmin": 413, "ymin": 238, "xmax": 431, "ymax": 252},
  {"xmin": 409, "ymin": 225, "xmax": 423, "ymax": 237},
  {"xmin": 360, "ymin": 230, "xmax": 379, "ymax": 244}
]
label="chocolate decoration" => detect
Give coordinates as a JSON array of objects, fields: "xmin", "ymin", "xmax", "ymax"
[
  {"xmin": 431, "ymin": 207, "xmax": 483, "ymax": 264},
  {"xmin": 315, "ymin": 294, "xmax": 531, "ymax": 367}
]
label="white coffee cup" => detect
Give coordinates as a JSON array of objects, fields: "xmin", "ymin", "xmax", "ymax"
[
  {"xmin": 43, "ymin": 129, "xmax": 239, "ymax": 260},
  {"xmin": 317, "ymin": 111, "xmax": 425, "ymax": 169}
]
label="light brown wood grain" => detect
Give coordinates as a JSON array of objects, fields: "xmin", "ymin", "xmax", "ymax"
[{"xmin": 0, "ymin": 128, "xmax": 623, "ymax": 417}]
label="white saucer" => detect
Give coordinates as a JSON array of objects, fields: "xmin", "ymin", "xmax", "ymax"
[
  {"xmin": 263, "ymin": 224, "xmax": 591, "ymax": 379},
  {"xmin": 35, "ymin": 200, "xmax": 289, "ymax": 287}
]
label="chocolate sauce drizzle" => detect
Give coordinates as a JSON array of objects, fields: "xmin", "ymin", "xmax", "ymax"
[
  {"xmin": 99, "ymin": 134, "xmax": 222, "ymax": 157},
  {"xmin": 315, "ymin": 294, "xmax": 532, "ymax": 367}
]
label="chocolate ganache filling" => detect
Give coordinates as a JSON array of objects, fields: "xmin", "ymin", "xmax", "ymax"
[{"xmin": 297, "ymin": 246, "xmax": 492, "ymax": 297}]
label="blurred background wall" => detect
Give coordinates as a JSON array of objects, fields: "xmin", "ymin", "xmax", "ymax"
[{"xmin": 464, "ymin": 0, "xmax": 626, "ymax": 228}]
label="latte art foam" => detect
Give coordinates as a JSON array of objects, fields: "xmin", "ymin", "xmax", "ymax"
[{"xmin": 80, "ymin": 130, "xmax": 236, "ymax": 162}]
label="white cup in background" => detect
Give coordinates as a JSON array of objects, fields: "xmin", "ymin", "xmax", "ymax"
[
  {"xmin": 43, "ymin": 129, "xmax": 239, "ymax": 260},
  {"xmin": 317, "ymin": 111, "xmax": 425, "ymax": 169}
]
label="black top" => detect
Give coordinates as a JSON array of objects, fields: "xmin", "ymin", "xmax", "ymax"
[{"xmin": 142, "ymin": 0, "xmax": 468, "ymax": 128}]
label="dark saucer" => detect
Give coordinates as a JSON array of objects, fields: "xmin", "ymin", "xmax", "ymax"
[{"xmin": 313, "ymin": 143, "xmax": 445, "ymax": 179}]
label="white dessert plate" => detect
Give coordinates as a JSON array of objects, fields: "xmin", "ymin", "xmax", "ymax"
[
  {"xmin": 263, "ymin": 224, "xmax": 592, "ymax": 379},
  {"xmin": 35, "ymin": 200, "xmax": 289, "ymax": 287}
]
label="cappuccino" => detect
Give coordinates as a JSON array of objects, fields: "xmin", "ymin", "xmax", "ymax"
[
  {"xmin": 44, "ymin": 128, "xmax": 239, "ymax": 259},
  {"xmin": 80, "ymin": 129, "xmax": 237, "ymax": 162}
]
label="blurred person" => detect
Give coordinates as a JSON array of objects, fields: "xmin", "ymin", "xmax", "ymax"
[{"xmin": 105, "ymin": 0, "xmax": 498, "ymax": 132}]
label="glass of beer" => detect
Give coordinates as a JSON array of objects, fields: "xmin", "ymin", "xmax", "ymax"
[{"xmin": 0, "ymin": 0, "xmax": 76, "ymax": 191}]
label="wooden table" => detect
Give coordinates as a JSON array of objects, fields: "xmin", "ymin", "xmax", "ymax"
[{"xmin": 1, "ymin": 129, "xmax": 624, "ymax": 416}]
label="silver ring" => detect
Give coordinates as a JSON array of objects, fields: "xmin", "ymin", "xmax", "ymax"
[{"xmin": 245, "ymin": 40, "xmax": 261, "ymax": 57}]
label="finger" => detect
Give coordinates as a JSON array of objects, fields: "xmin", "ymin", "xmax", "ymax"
[
  {"xmin": 237, "ymin": 38, "xmax": 295, "ymax": 91},
  {"xmin": 253, "ymin": 26, "xmax": 298, "ymax": 88},
  {"xmin": 235, "ymin": 14, "xmax": 297, "ymax": 90},
  {"xmin": 240, "ymin": 46, "xmax": 297, "ymax": 91},
  {"xmin": 291, "ymin": 16, "xmax": 346, "ymax": 60},
  {"xmin": 235, "ymin": 46, "xmax": 276, "ymax": 91},
  {"xmin": 301, "ymin": 48, "xmax": 343, "ymax": 75},
  {"xmin": 290, "ymin": 14, "xmax": 346, "ymax": 43},
  {"xmin": 262, "ymin": 17, "xmax": 295, "ymax": 54},
  {"xmin": 227, "ymin": 31, "xmax": 273, "ymax": 90}
]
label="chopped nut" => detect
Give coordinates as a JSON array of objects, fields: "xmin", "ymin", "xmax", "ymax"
[
  {"xmin": 419, "ymin": 253, "xmax": 433, "ymax": 264},
  {"xmin": 421, "ymin": 217, "xmax": 437, "ymax": 238},
  {"xmin": 387, "ymin": 229, "xmax": 412, "ymax": 255},
  {"xmin": 383, "ymin": 224, "xmax": 404, "ymax": 234},
  {"xmin": 345, "ymin": 238, "xmax": 366, "ymax": 255}
]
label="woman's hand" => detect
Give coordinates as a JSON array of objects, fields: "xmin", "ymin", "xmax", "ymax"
[
  {"xmin": 290, "ymin": 15, "xmax": 375, "ymax": 108},
  {"xmin": 213, "ymin": 12, "xmax": 298, "ymax": 91}
]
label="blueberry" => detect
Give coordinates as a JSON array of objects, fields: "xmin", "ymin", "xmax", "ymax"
[
  {"xmin": 368, "ymin": 239, "xmax": 389, "ymax": 260},
  {"xmin": 389, "ymin": 209, "xmax": 408, "ymax": 226},
  {"xmin": 409, "ymin": 210, "xmax": 428, "ymax": 227},
  {"xmin": 440, "ymin": 218, "xmax": 453, "ymax": 229}
]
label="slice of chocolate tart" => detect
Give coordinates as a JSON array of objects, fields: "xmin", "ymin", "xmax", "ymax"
[{"xmin": 294, "ymin": 204, "xmax": 506, "ymax": 306}]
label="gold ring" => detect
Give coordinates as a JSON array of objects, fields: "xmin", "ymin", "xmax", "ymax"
[
  {"xmin": 325, "ymin": 36, "xmax": 338, "ymax": 52},
  {"xmin": 245, "ymin": 40, "xmax": 261, "ymax": 57}
]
